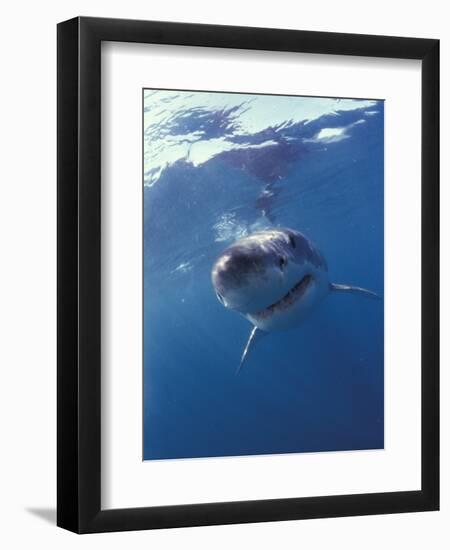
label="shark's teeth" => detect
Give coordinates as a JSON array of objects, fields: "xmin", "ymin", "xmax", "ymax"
[{"xmin": 253, "ymin": 275, "xmax": 313, "ymax": 319}]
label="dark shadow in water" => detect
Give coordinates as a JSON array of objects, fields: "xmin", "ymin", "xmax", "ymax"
[{"xmin": 26, "ymin": 507, "xmax": 56, "ymax": 525}]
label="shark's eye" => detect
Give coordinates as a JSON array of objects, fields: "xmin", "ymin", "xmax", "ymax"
[
  {"xmin": 288, "ymin": 234, "xmax": 296, "ymax": 248},
  {"xmin": 279, "ymin": 256, "xmax": 287, "ymax": 270}
]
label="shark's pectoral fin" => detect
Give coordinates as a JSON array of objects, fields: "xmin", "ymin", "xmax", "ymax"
[
  {"xmin": 330, "ymin": 282, "xmax": 381, "ymax": 299},
  {"xmin": 237, "ymin": 326, "xmax": 266, "ymax": 375}
]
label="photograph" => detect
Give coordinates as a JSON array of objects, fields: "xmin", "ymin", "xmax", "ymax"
[{"xmin": 143, "ymin": 89, "xmax": 385, "ymax": 461}]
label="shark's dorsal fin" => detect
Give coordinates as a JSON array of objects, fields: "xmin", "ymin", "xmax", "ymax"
[
  {"xmin": 237, "ymin": 326, "xmax": 265, "ymax": 375},
  {"xmin": 330, "ymin": 282, "xmax": 381, "ymax": 299}
]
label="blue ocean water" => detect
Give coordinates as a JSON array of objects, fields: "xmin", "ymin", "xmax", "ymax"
[{"xmin": 143, "ymin": 91, "xmax": 384, "ymax": 460}]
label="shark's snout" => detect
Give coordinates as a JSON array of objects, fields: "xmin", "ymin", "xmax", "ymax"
[
  {"xmin": 213, "ymin": 249, "xmax": 263, "ymax": 290},
  {"xmin": 211, "ymin": 247, "xmax": 271, "ymax": 312}
]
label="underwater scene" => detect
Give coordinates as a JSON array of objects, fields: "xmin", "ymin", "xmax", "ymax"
[{"xmin": 143, "ymin": 89, "xmax": 384, "ymax": 460}]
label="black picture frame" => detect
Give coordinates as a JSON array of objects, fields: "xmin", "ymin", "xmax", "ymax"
[{"xmin": 57, "ymin": 16, "xmax": 439, "ymax": 533}]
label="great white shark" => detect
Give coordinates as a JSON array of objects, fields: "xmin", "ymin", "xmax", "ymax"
[{"xmin": 211, "ymin": 228, "xmax": 380, "ymax": 373}]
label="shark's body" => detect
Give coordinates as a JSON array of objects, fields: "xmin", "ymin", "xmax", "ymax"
[{"xmin": 211, "ymin": 228, "xmax": 379, "ymax": 372}]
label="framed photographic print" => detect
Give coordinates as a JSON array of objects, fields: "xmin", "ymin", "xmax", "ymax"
[{"xmin": 57, "ymin": 17, "xmax": 439, "ymax": 533}]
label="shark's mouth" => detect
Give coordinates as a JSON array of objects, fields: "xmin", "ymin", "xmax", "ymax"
[{"xmin": 253, "ymin": 274, "xmax": 313, "ymax": 320}]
